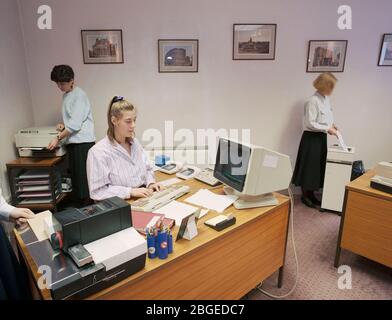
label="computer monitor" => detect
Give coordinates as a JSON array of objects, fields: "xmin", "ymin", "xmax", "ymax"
[{"xmin": 213, "ymin": 138, "xmax": 292, "ymax": 209}]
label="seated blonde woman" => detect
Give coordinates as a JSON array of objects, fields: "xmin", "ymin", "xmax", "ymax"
[{"xmin": 86, "ymin": 96, "xmax": 160, "ymax": 201}]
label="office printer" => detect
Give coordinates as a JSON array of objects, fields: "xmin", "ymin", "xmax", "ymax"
[
  {"xmin": 28, "ymin": 197, "xmax": 146, "ymax": 299},
  {"xmin": 15, "ymin": 126, "xmax": 66, "ymax": 157},
  {"xmin": 370, "ymin": 162, "xmax": 392, "ymax": 194},
  {"xmin": 321, "ymin": 145, "xmax": 355, "ymax": 212}
]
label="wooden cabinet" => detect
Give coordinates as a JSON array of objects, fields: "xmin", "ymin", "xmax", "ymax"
[{"xmin": 6, "ymin": 157, "xmax": 68, "ymax": 212}]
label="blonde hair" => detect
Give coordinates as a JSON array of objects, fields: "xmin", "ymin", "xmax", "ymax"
[
  {"xmin": 313, "ymin": 72, "xmax": 337, "ymax": 95},
  {"xmin": 107, "ymin": 96, "xmax": 136, "ymax": 143}
]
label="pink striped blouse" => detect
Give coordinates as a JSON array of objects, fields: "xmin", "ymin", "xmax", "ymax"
[{"xmin": 86, "ymin": 136, "xmax": 155, "ymax": 201}]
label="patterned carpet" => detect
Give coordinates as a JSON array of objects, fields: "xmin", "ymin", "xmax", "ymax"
[{"xmin": 246, "ymin": 196, "xmax": 392, "ymax": 300}]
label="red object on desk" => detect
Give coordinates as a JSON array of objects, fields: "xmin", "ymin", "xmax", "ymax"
[{"xmin": 132, "ymin": 211, "xmax": 175, "ymax": 235}]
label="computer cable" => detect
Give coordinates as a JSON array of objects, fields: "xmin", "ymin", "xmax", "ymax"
[{"xmin": 256, "ymin": 185, "xmax": 299, "ymax": 299}]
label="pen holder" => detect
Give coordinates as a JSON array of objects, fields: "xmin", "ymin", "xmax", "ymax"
[
  {"xmin": 147, "ymin": 233, "xmax": 157, "ymax": 259},
  {"xmin": 168, "ymin": 234, "xmax": 173, "ymax": 254},
  {"xmin": 157, "ymin": 231, "xmax": 169, "ymax": 259}
]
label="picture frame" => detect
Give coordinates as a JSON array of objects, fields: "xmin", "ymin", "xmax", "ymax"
[
  {"xmin": 306, "ymin": 40, "xmax": 348, "ymax": 73},
  {"xmin": 378, "ymin": 34, "xmax": 392, "ymax": 66},
  {"xmin": 81, "ymin": 29, "xmax": 124, "ymax": 64},
  {"xmin": 233, "ymin": 24, "xmax": 277, "ymax": 60},
  {"xmin": 158, "ymin": 39, "xmax": 199, "ymax": 73}
]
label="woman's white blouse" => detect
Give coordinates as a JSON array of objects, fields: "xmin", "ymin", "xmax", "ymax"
[
  {"xmin": 303, "ymin": 92, "xmax": 334, "ymax": 133},
  {"xmin": 87, "ymin": 136, "xmax": 155, "ymax": 201}
]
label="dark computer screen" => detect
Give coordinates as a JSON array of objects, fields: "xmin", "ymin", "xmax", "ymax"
[{"xmin": 213, "ymin": 138, "xmax": 251, "ymax": 192}]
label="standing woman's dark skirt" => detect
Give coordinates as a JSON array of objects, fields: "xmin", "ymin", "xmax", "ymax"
[
  {"xmin": 66, "ymin": 142, "xmax": 95, "ymax": 201},
  {"xmin": 292, "ymin": 131, "xmax": 327, "ymax": 191}
]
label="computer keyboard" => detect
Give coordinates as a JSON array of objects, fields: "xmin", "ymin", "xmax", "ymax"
[
  {"xmin": 194, "ymin": 168, "xmax": 222, "ymax": 187},
  {"xmin": 131, "ymin": 184, "xmax": 191, "ymax": 212}
]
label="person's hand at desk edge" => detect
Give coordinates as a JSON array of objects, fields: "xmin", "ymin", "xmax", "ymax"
[{"xmin": 130, "ymin": 183, "xmax": 161, "ymax": 198}]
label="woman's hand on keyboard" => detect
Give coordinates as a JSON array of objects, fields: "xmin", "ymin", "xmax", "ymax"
[
  {"xmin": 131, "ymin": 188, "xmax": 153, "ymax": 198},
  {"xmin": 148, "ymin": 183, "xmax": 161, "ymax": 192}
]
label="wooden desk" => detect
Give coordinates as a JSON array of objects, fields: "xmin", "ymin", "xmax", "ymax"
[
  {"xmin": 335, "ymin": 170, "xmax": 392, "ymax": 268},
  {"xmin": 14, "ymin": 172, "xmax": 290, "ymax": 300}
]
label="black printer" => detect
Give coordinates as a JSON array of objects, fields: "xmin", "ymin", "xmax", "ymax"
[
  {"xmin": 22, "ymin": 197, "xmax": 147, "ymax": 300},
  {"xmin": 53, "ymin": 197, "xmax": 132, "ymax": 251}
]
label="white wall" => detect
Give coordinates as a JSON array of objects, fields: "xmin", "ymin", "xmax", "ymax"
[
  {"xmin": 0, "ymin": 0, "xmax": 34, "ymax": 198},
  {"xmin": 18, "ymin": 0, "xmax": 392, "ymax": 169}
]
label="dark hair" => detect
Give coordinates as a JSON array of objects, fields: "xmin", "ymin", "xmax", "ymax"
[{"xmin": 50, "ymin": 65, "xmax": 74, "ymax": 83}]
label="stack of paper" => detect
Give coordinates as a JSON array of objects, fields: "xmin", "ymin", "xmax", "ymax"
[
  {"xmin": 18, "ymin": 171, "xmax": 50, "ymax": 179},
  {"xmin": 15, "ymin": 170, "xmax": 60, "ymax": 205},
  {"xmin": 153, "ymin": 200, "xmax": 199, "ymax": 226},
  {"xmin": 184, "ymin": 189, "xmax": 238, "ymax": 213}
]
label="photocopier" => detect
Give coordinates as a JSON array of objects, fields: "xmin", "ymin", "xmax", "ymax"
[
  {"xmin": 24, "ymin": 197, "xmax": 147, "ymax": 299},
  {"xmin": 15, "ymin": 126, "xmax": 66, "ymax": 157},
  {"xmin": 321, "ymin": 145, "xmax": 355, "ymax": 212}
]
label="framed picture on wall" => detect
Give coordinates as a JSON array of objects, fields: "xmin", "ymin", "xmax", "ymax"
[
  {"xmin": 233, "ymin": 24, "xmax": 277, "ymax": 60},
  {"xmin": 158, "ymin": 39, "xmax": 199, "ymax": 73},
  {"xmin": 306, "ymin": 40, "xmax": 348, "ymax": 72},
  {"xmin": 81, "ymin": 29, "xmax": 124, "ymax": 64},
  {"xmin": 378, "ymin": 34, "xmax": 392, "ymax": 66}
]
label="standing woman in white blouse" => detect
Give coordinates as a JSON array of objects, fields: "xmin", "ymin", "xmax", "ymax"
[
  {"xmin": 292, "ymin": 73, "xmax": 338, "ymax": 208},
  {"xmin": 87, "ymin": 96, "xmax": 161, "ymax": 201}
]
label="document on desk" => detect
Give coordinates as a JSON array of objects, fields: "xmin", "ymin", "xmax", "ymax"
[
  {"xmin": 27, "ymin": 210, "xmax": 52, "ymax": 241},
  {"xmin": 336, "ymin": 131, "xmax": 349, "ymax": 152},
  {"xmin": 153, "ymin": 200, "xmax": 199, "ymax": 226},
  {"xmin": 199, "ymin": 209, "xmax": 209, "ymax": 219},
  {"xmin": 184, "ymin": 189, "xmax": 238, "ymax": 213}
]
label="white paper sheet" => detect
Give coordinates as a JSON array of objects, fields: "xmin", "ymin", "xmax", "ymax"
[
  {"xmin": 146, "ymin": 216, "xmax": 161, "ymax": 228},
  {"xmin": 205, "ymin": 215, "xmax": 228, "ymax": 227},
  {"xmin": 199, "ymin": 209, "xmax": 209, "ymax": 219},
  {"xmin": 336, "ymin": 131, "xmax": 349, "ymax": 152},
  {"xmin": 153, "ymin": 200, "xmax": 199, "ymax": 226},
  {"xmin": 184, "ymin": 189, "xmax": 238, "ymax": 213},
  {"xmin": 27, "ymin": 210, "xmax": 52, "ymax": 241}
]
